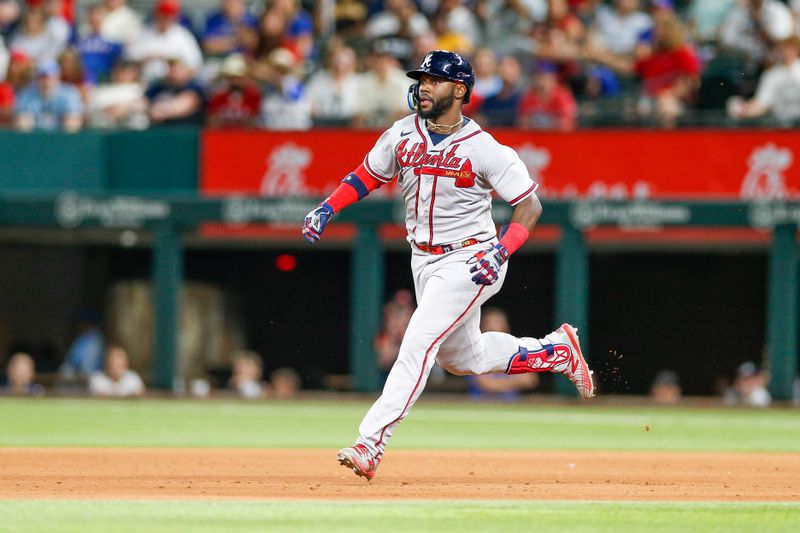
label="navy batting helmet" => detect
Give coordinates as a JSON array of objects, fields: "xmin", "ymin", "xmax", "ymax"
[{"xmin": 406, "ymin": 50, "xmax": 475, "ymax": 109}]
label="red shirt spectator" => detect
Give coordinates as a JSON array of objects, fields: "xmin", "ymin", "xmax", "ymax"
[
  {"xmin": 518, "ymin": 63, "xmax": 577, "ymax": 131},
  {"xmin": 207, "ymin": 54, "xmax": 261, "ymax": 127},
  {"xmin": 0, "ymin": 81, "xmax": 15, "ymax": 125},
  {"xmin": 635, "ymin": 44, "xmax": 701, "ymax": 96}
]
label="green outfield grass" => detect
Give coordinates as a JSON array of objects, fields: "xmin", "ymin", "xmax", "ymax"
[
  {"xmin": 3, "ymin": 501, "xmax": 799, "ymax": 533},
  {"xmin": 0, "ymin": 397, "xmax": 798, "ymax": 452},
  {"xmin": 2, "ymin": 398, "xmax": 799, "ymax": 532}
]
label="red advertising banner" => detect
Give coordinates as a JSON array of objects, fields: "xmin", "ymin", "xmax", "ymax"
[{"xmin": 202, "ymin": 129, "xmax": 800, "ymax": 200}]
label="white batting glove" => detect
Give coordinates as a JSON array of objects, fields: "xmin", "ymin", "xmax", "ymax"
[{"xmin": 302, "ymin": 202, "xmax": 334, "ymax": 243}]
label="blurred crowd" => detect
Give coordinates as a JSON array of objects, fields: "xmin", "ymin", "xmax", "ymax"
[
  {"xmin": 0, "ymin": 309, "xmax": 301, "ymax": 399},
  {"xmin": 1, "ymin": 0, "xmax": 799, "ymax": 132}
]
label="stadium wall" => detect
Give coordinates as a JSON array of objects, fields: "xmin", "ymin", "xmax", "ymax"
[{"xmin": 0, "ymin": 129, "xmax": 797, "ymax": 399}]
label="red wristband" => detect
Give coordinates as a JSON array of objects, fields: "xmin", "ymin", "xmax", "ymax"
[
  {"xmin": 325, "ymin": 164, "xmax": 382, "ymax": 213},
  {"xmin": 498, "ymin": 223, "xmax": 530, "ymax": 255},
  {"xmin": 325, "ymin": 182, "xmax": 359, "ymax": 213}
]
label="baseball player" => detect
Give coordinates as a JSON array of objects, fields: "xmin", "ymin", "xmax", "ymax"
[{"xmin": 302, "ymin": 50, "xmax": 594, "ymax": 480}]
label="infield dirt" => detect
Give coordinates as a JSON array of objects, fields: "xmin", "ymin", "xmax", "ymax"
[{"xmin": 1, "ymin": 449, "xmax": 798, "ymax": 501}]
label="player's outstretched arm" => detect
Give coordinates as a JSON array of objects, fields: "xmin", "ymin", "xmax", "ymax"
[
  {"xmin": 301, "ymin": 165, "xmax": 384, "ymax": 244},
  {"xmin": 467, "ymin": 193, "xmax": 542, "ymax": 285}
]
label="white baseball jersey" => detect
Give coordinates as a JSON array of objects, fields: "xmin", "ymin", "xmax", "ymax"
[
  {"xmin": 362, "ymin": 114, "xmax": 537, "ymax": 246},
  {"xmin": 351, "ymin": 114, "xmax": 550, "ymax": 462}
]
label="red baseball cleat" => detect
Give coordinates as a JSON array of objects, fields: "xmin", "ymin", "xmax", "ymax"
[
  {"xmin": 555, "ymin": 323, "xmax": 595, "ymax": 399},
  {"xmin": 337, "ymin": 444, "xmax": 379, "ymax": 480},
  {"xmin": 506, "ymin": 323, "xmax": 595, "ymax": 399}
]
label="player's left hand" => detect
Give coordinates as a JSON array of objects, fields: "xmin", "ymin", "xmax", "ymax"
[
  {"xmin": 302, "ymin": 202, "xmax": 334, "ymax": 243},
  {"xmin": 467, "ymin": 243, "xmax": 509, "ymax": 285}
]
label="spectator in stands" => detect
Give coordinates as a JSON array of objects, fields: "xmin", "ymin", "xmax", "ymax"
[
  {"xmin": 306, "ymin": 44, "xmax": 362, "ymax": 126},
  {"xmin": 270, "ymin": 367, "xmax": 301, "ymax": 399},
  {"xmin": 89, "ymin": 344, "xmax": 145, "ymax": 397},
  {"xmin": 76, "ymin": 2, "xmax": 122, "ymax": 85},
  {"xmin": 439, "ymin": 0, "xmax": 480, "ymax": 47},
  {"xmin": 0, "ymin": 25, "xmax": 8, "ymax": 79},
  {"xmin": 58, "ymin": 310, "xmax": 104, "ymax": 381},
  {"xmin": 201, "ymin": 0, "xmax": 259, "ymax": 59},
  {"xmin": 0, "ymin": 74, "xmax": 13, "ymax": 124},
  {"xmin": 431, "ymin": 9, "xmax": 472, "ymax": 56},
  {"xmin": 352, "ymin": 40, "xmax": 408, "ymax": 128},
  {"xmin": 366, "ymin": 0, "xmax": 429, "ymax": 40},
  {"xmin": 58, "ymin": 47, "xmax": 90, "ymax": 101},
  {"xmin": 252, "ymin": 8, "xmax": 285, "ymax": 67},
  {"xmin": 728, "ymin": 35, "xmax": 800, "ymax": 125},
  {"xmin": 334, "ymin": 0, "xmax": 367, "ymax": 38},
  {"xmin": 588, "ymin": 0, "xmax": 652, "ymax": 58},
  {"xmin": 86, "ymin": 59, "xmax": 148, "ymax": 129},
  {"xmin": 258, "ymin": 46, "xmax": 309, "ymax": 129},
  {"xmin": 207, "ymin": 52, "xmax": 261, "ymax": 127},
  {"xmin": 649, "ymin": 369, "xmax": 681, "ymax": 404},
  {"xmin": 718, "ymin": 0, "xmax": 793, "ymax": 66},
  {"xmin": 793, "ymin": 0, "xmax": 800, "ymax": 36},
  {"xmin": 409, "ymin": 29, "xmax": 437, "ymax": 71},
  {"xmin": 532, "ymin": 0, "xmax": 587, "ymax": 89},
  {"xmin": 101, "ymin": 0, "xmax": 141, "ymax": 47},
  {"xmin": 570, "ymin": 0, "xmax": 600, "ymax": 27},
  {"xmin": 476, "ymin": 54, "xmax": 524, "ymax": 126},
  {"xmin": 533, "ymin": 0, "xmax": 586, "ymax": 63},
  {"xmin": 146, "ymin": 56, "xmax": 205, "ymax": 126},
  {"xmin": 10, "ymin": 5, "xmax": 66, "ymax": 63},
  {"xmin": 374, "ymin": 289, "xmax": 415, "ymax": 383},
  {"xmin": 635, "ymin": 14, "xmax": 701, "ymax": 127},
  {"xmin": 591, "ymin": 13, "xmax": 701, "ymax": 127},
  {"xmin": 4, "ymin": 48, "xmax": 31, "ymax": 90},
  {"xmin": 228, "ymin": 350, "xmax": 266, "ymax": 399},
  {"xmin": 687, "ymin": 0, "xmax": 737, "ymax": 45},
  {"xmin": 42, "ymin": 0, "xmax": 71, "ymax": 52},
  {"xmin": 0, "ymin": 0, "xmax": 21, "ymax": 41},
  {"xmin": 465, "ymin": 307, "xmax": 538, "ymax": 401},
  {"xmin": 270, "ymin": 0, "xmax": 313, "ymax": 62},
  {"xmin": 14, "ymin": 58, "xmax": 83, "ymax": 131},
  {"xmin": 518, "ymin": 60, "xmax": 577, "ymax": 130},
  {"xmin": 1, "ymin": 352, "xmax": 45, "ymax": 396},
  {"xmin": 476, "ymin": 0, "xmax": 540, "ymax": 56},
  {"xmin": 125, "ymin": 0, "xmax": 202, "ymax": 85},
  {"xmin": 470, "ymin": 47, "xmax": 502, "ymax": 102},
  {"xmin": 734, "ymin": 360, "xmax": 771, "ymax": 407}
]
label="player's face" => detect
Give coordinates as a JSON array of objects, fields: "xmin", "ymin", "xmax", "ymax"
[{"xmin": 417, "ymin": 74, "xmax": 460, "ymax": 120}]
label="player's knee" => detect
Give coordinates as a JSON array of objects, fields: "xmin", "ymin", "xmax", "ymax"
[{"xmin": 438, "ymin": 358, "xmax": 478, "ymax": 376}]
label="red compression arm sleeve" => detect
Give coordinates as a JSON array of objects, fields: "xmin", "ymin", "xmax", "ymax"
[
  {"xmin": 499, "ymin": 223, "xmax": 530, "ymax": 255},
  {"xmin": 324, "ymin": 164, "xmax": 383, "ymax": 213}
]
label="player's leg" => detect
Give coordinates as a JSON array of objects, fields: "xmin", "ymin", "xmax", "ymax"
[
  {"xmin": 438, "ymin": 317, "xmax": 595, "ymax": 398},
  {"xmin": 354, "ymin": 251, "xmax": 500, "ymax": 460},
  {"xmin": 433, "ymin": 252, "xmax": 593, "ymax": 397}
]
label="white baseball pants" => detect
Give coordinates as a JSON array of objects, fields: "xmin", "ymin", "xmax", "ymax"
[{"xmin": 355, "ymin": 242, "xmax": 549, "ymax": 458}]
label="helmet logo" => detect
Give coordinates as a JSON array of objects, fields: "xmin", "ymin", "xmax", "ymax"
[{"xmin": 421, "ymin": 54, "xmax": 433, "ymax": 70}]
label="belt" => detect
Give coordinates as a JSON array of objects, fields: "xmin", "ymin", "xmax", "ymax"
[{"xmin": 413, "ymin": 238, "xmax": 481, "ymax": 255}]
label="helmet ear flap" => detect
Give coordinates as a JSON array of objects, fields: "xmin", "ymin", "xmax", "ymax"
[{"xmin": 407, "ymin": 82, "xmax": 420, "ymax": 111}]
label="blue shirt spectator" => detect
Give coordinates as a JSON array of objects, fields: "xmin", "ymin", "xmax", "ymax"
[
  {"xmin": 77, "ymin": 3, "xmax": 123, "ymax": 84},
  {"xmin": 15, "ymin": 60, "xmax": 84, "ymax": 132},
  {"xmin": 204, "ymin": 10, "xmax": 257, "ymax": 39},
  {"xmin": 62, "ymin": 323, "xmax": 105, "ymax": 378},
  {"xmin": 78, "ymin": 34, "xmax": 122, "ymax": 84},
  {"xmin": 477, "ymin": 55, "xmax": 523, "ymax": 127},
  {"xmin": 202, "ymin": 0, "xmax": 258, "ymax": 57}
]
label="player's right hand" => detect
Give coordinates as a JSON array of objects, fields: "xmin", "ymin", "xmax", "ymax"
[
  {"xmin": 302, "ymin": 202, "xmax": 334, "ymax": 243},
  {"xmin": 467, "ymin": 243, "xmax": 509, "ymax": 285}
]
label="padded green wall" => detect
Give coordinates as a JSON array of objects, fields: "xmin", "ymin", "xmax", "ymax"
[{"xmin": 0, "ymin": 129, "xmax": 198, "ymax": 193}]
